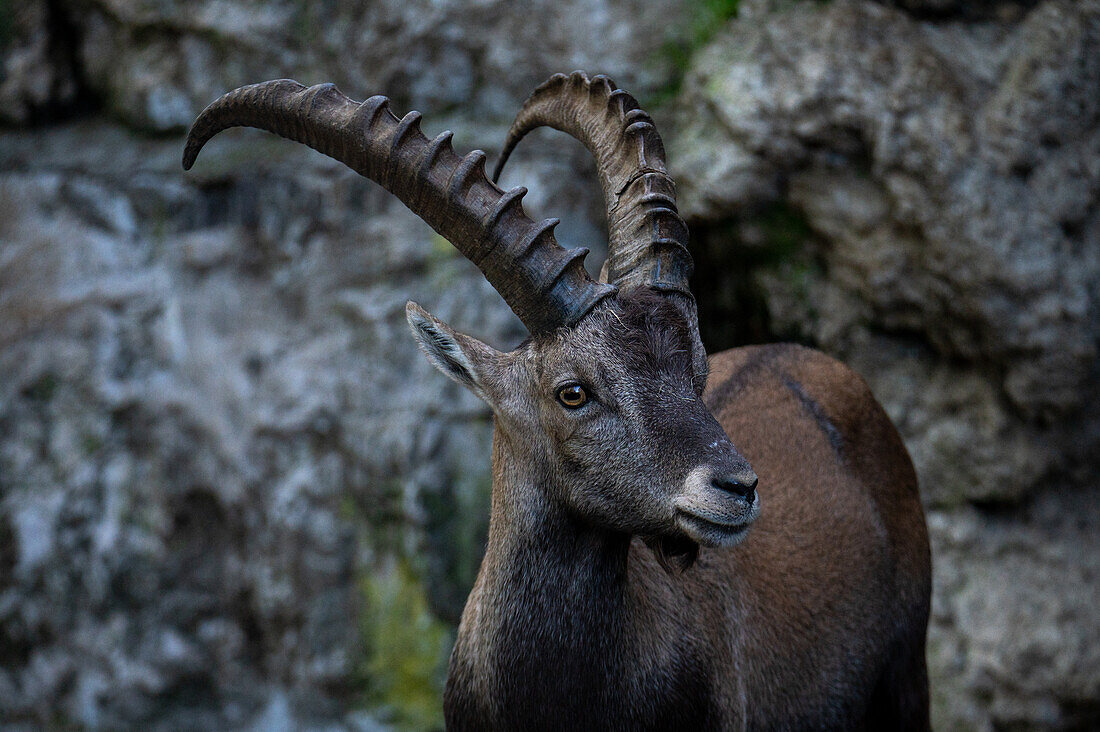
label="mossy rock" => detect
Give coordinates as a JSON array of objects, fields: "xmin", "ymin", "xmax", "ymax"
[
  {"xmin": 0, "ymin": 0, "xmax": 14, "ymax": 52},
  {"xmin": 357, "ymin": 560, "xmax": 452, "ymax": 731}
]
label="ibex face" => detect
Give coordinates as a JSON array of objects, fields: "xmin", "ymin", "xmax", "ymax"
[{"xmin": 407, "ymin": 289, "xmax": 759, "ymax": 551}]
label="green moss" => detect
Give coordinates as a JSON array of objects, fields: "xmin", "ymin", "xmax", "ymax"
[
  {"xmin": 24, "ymin": 373, "xmax": 58, "ymax": 403},
  {"xmin": 447, "ymin": 473, "xmax": 490, "ymax": 607},
  {"xmin": 358, "ymin": 561, "xmax": 452, "ymax": 731},
  {"xmin": 148, "ymin": 197, "xmax": 169, "ymax": 244},
  {"xmin": 650, "ymin": 1, "xmax": 834, "ymax": 108},
  {"xmin": 342, "ymin": 480, "xmax": 408, "ymax": 558},
  {"xmin": 337, "ymin": 494, "xmax": 360, "ymax": 523},
  {"xmin": 187, "ymin": 136, "xmax": 292, "ymax": 178},
  {"xmin": 44, "ymin": 709, "xmax": 80, "ymax": 731},
  {"xmin": 423, "ymin": 235, "xmax": 473, "ymax": 291},
  {"xmin": 290, "ymin": 0, "xmax": 322, "ymax": 47},
  {"xmin": 428, "ymin": 233, "xmax": 458, "ymax": 261},
  {"xmin": 341, "ymin": 484, "xmax": 455, "ymax": 727},
  {"xmin": 650, "ymin": 0, "xmax": 742, "ymax": 107},
  {"xmin": 756, "ymin": 202, "xmax": 813, "ymax": 264},
  {"xmin": 0, "ymin": 0, "xmax": 13, "ymax": 52},
  {"xmin": 419, "ymin": 470, "xmax": 492, "ymax": 623},
  {"xmin": 80, "ymin": 433, "xmax": 104, "ymax": 456},
  {"xmin": 926, "ymin": 632, "xmax": 961, "ymax": 730},
  {"xmin": 695, "ymin": 0, "xmax": 743, "ymax": 32},
  {"xmin": 690, "ymin": 200, "xmax": 820, "ymax": 349},
  {"xmin": 698, "ymin": 202, "xmax": 813, "ymax": 268}
]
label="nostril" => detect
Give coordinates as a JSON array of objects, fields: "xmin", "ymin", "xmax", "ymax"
[{"xmin": 713, "ymin": 474, "xmax": 758, "ymax": 500}]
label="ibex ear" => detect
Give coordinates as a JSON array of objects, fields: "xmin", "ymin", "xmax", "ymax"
[{"xmin": 406, "ymin": 301, "xmax": 500, "ymax": 401}]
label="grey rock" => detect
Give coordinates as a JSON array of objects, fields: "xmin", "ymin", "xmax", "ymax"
[
  {"xmin": 71, "ymin": 0, "xmax": 684, "ymax": 132},
  {"xmin": 2, "ymin": 0, "xmax": 1098, "ymax": 729},
  {"xmin": 875, "ymin": 0, "xmax": 1039, "ymax": 21},
  {"xmin": 0, "ymin": 126, "xmax": 471, "ymax": 727},
  {"xmin": 0, "ymin": 2, "xmax": 80, "ymax": 124},
  {"xmin": 0, "ymin": 25, "xmax": 621, "ymax": 721},
  {"xmin": 671, "ymin": 2, "xmax": 1100, "ymax": 726},
  {"xmin": 673, "ymin": 0, "xmax": 1100, "ymax": 502},
  {"xmin": 927, "ymin": 486, "xmax": 1100, "ymax": 730}
]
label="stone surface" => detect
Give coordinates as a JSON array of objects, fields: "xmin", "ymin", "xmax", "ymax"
[
  {"xmin": 0, "ymin": 1, "xmax": 83, "ymax": 124},
  {"xmin": 1, "ymin": 0, "xmax": 1098, "ymax": 729},
  {"xmin": 673, "ymin": 0, "xmax": 1100, "ymax": 504},
  {"xmin": 0, "ymin": 116, "xmax": 612, "ymax": 726},
  {"xmin": 672, "ymin": 1, "xmax": 1100, "ymax": 727},
  {"xmin": 71, "ymin": 0, "xmax": 683, "ymax": 132},
  {"xmin": 928, "ymin": 487, "xmax": 1100, "ymax": 730},
  {"xmin": 875, "ymin": 0, "xmax": 1039, "ymax": 21}
]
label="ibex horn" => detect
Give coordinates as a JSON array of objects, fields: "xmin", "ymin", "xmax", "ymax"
[
  {"xmin": 492, "ymin": 71, "xmax": 693, "ymax": 301},
  {"xmin": 183, "ymin": 79, "xmax": 615, "ymax": 334},
  {"xmin": 493, "ymin": 72, "xmax": 706, "ymax": 380}
]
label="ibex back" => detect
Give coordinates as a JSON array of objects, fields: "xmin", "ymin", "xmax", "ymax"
[{"xmin": 184, "ymin": 71, "xmax": 931, "ymax": 730}]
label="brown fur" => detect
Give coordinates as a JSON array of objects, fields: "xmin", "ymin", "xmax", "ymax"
[
  {"xmin": 408, "ymin": 292, "xmax": 931, "ymax": 730},
  {"xmin": 699, "ymin": 343, "xmax": 931, "ymax": 728}
]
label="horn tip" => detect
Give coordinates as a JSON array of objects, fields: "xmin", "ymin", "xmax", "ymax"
[
  {"xmin": 491, "ymin": 154, "xmax": 507, "ymax": 183},
  {"xmin": 182, "ymin": 139, "xmax": 201, "ymax": 170}
]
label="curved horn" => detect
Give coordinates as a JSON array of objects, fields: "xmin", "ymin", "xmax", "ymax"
[
  {"xmin": 493, "ymin": 72, "xmax": 707, "ymax": 383},
  {"xmin": 492, "ymin": 71, "xmax": 692, "ymax": 301},
  {"xmin": 183, "ymin": 79, "xmax": 615, "ymax": 334}
]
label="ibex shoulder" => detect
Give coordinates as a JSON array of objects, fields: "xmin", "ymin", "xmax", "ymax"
[{"xmin": 705, "ymin": 343, "xmax": 917, "ymax": 490}]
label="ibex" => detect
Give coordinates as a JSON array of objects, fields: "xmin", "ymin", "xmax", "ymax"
[{"xmin": 184, "ymin": 71, "xmax": 931, "ymax": 730}]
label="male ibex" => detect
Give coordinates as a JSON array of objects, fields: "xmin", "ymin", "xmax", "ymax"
[{"xmin": 184, "ymin": 71, "xmax": 931, "ymax": 730}]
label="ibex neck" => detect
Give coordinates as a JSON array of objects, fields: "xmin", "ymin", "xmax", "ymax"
[
  {"xmin": 479, "ymin": 423, "xmax": 633, "ymax": 606},
  {"xmin": 488, "ymin": 442, "xmax": 629, "ymax": 556},
  {"xmin": 444, "ymin": 425, "xmax": 714, "ymax": 729}
]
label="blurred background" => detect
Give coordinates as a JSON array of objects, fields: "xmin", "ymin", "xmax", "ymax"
[{"xmin": 1, "ymin": 0, "xmax": 1098, "ymax": 729}]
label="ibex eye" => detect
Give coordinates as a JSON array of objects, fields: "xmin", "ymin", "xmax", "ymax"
[{"xmin": 557, "ymin": 384, "xmax": 588, "ymax": 409}]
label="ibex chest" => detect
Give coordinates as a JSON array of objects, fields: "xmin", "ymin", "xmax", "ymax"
[{"xmin": 444, "ymin": 546, "xmax": 720, "ymax": 730}]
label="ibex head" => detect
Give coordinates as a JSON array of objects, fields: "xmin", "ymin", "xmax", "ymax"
[
  {"xmin": 183, "ymin": 71, "xmax": 758, "ymax": 564},
  {"xmin": 407, "ymin": 288, "xmax": 758, "ymax": 559}
]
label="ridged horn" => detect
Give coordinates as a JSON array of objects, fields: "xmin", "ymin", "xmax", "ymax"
[
  {"xmin": 183, "ymin": 79, "xmax": 616, "ymax": 334},
  {"xmin": 492, "ymin": 71, "xmax": 693, "ymax": 301}
]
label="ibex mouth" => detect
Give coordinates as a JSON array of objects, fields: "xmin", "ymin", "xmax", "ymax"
[
  {"xmin": 674, "ymin": 465, "xmax": 759, "ymax": 546},
  {"xmin": 674, "ymin": 509, "xmax": 755, "ymax": 548}
]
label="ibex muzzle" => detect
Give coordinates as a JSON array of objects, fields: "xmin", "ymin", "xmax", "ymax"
[{"xmin": 184, "ymin": 70, "xmax": 931, "ymax": 731}]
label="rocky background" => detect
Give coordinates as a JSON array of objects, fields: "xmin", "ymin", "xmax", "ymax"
[{"xmin": 1, "ymin": 0, "xmax": 1097, "ymax": 729}]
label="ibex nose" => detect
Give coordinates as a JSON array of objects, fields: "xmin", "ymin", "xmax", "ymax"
[{"xmin": 713, "ymin": 471, "xmax": 758, "ymax": 502}]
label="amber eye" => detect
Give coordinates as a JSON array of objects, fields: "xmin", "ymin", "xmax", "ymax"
[{"xmin": 557, "ymin": 384, "xmax": 588, "ymax": 409}]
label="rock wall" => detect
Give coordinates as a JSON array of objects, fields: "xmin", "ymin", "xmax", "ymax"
[
  {"xmin": 1, "ymin": 0, "xmax": 1096, "ymax": 729},
  {"xmin": 673, "ymin": 1, "xmax": 1100, "ymax": 728}
]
